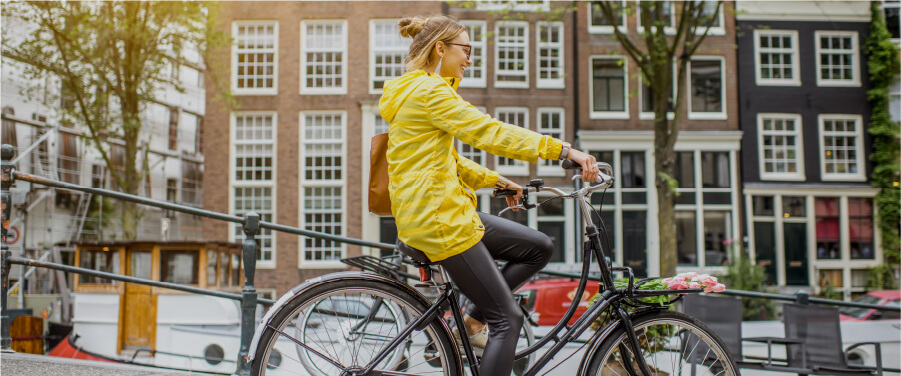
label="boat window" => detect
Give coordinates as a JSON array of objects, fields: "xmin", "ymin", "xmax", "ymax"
[
  {"xmin": 219, "ymin": 252, "xmax": 229, "ymax": 286},
  {"xmin": 231, "ymin": 254, "xmax": 240, "ymax": 286},
  {"xmin": 207, "ymin": 250, "xmax": 218, "ymax": 286},
  {"xmin": 128, "ymin": 251, "xmax": 152, "ymax": 280},
  {"xmin": 80, "ymin": 249, "xmax": 119, "ymax": 284},
  {"xmin": 161, "ymin": 250, "xmax": 199, "ymax": 284}
]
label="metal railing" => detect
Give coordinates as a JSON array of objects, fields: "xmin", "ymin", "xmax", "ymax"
[
  {"xmin": 0, "ymin": 144, "xmax": 394, "ymax": 375},
  {"xmin": 1, "ymin": 142, "xmax": 898, "ymax": 375}
]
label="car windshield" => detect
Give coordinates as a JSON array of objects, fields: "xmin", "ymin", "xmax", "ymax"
[{"xmin": 839, "ymin": 295, "xmax": 883, "ymax": 318}]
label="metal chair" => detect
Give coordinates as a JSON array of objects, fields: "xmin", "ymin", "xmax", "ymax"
[{"xmin": 782, "ymin": 303, "xmax": 883, "ymax": 376}]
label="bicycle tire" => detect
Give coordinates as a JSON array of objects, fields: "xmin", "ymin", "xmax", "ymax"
[
  {"xmin": 251, "ymin": 278, "xmax": 463, "ymax": 376},
  {"xmin": 585, "ymin": 310, "xmax": 738, "ymax": 376}
]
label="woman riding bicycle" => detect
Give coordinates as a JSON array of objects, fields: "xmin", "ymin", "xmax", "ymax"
[{"xmin": 379, "ymin": 15, "xmax": 599, "ymax": 376}]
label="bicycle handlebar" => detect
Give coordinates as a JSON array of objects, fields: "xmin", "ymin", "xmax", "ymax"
[{"xmin": 495, "ymin": 161, "xmax": 614, "ymax": 215}]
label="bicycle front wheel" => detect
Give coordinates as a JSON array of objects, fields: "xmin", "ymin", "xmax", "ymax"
[
  {"xmin": 586, "ymin": 310, "xmax": 738, "ymax": 376},
  {"xmin": 251, "ymin": 278, "xmax": 462, "ymax": 376}
]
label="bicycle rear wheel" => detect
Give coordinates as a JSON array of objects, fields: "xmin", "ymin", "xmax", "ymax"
[
  {"xmin": 586, "ymin": 310, "xmax": 738, "ymax": 376},
  {"xmin": 251, "ymin": 278, "xmax": 462, "ymax": 376}
]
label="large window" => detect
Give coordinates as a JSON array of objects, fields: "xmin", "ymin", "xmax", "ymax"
[
  {"xmin": 182, "ymin": 161, "xmax": 202, "ymax": 207},
  {"xmin": 688, "ymin": 58, "xmax": 725, "ymax": 119},
  {"xmin": 698, "ymin": 1, "xmax": 724, "ymax": 35},
  {"xmin": 461, "ymin": 21, "xmax": 487, "ymax": 88},
  {"xmin": 495, "ymin": 21, "xmax": 529, "ymax": 88},
  {"xmin": 755, "ymin": 30, "xmax": 800, "ymax": 86},
  {"xmin": 537, "ymin": 108, "xmax": 564, "ymax": 176},
  {"xmin": 536, "ymin": 22, "xmax": 564, "ymax": 88},
  {"xmin": 232, "ymin": 113, "xmax": 276, "ymax": 265},
  {"xmin": 301, "ymin": 20, "xmax": 347, "ymax": 94},
  {"xmin": 639, "ymin": 67, "xmax": 674, "ymax": 117},
  {"xmin": 885, "ymin": 0, "xmax": 900, "ymax": 39},
  {"xmin": 79, "ymin": 249, "xmax": 119, "ymax": 284},
  {"xmin": 160, "ymin": 250, "xmax": 199, "ymax": 284},
  {"xmin": 820, "ymin": 115, "xmax": 864, "ymax": 181},
  {"xmin": 232, "ymin": 21, "xmax": 278, "ymax": 94},
  {"xmin": 58, "ymin": 132, "xmax": 80, "ymax": 184},
  {"xmin": 370, "ymin": 20, "xmax": 410, "ymax": 92},
  {"xmin": 300, "ymin": 112, "xmax": 346, "ymax": 265},
  {"xmin": 589, "ymin": 1, "xmax": 626, "ymax": 34},
  {"xmin": 815, "ymin": 31, "xmax": 860, "ymax": 86},
  {"xmin": 590, "ymin": 57, "xmax": 628, "ymax": 118},
  {"xmin": 495, "ymin": 107, "xmax": 529, "ymax": 176},
  {"xmin": 675, "ymin": 150, "xmax": 735, "ymax": 267},
  {"xmin": 637, "ymin": 1, "xmax": 675, "ymax": 33},
  {"xmin": 758, "ymin": 114, "xmax": 804, "ymax": 180}
]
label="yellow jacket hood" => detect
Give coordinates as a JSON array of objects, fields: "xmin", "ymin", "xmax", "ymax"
[{"xmin": 379, "ymin": 70, "xmax": 460, "ymax": 123}]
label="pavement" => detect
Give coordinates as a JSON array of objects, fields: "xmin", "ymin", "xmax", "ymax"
[{"xmin": 0, "ymin": 351, "xmax": 197, "ymax": 376}]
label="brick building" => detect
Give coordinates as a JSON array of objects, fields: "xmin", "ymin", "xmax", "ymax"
[{"xmin": 203, "ymin": 1, "xmax": 742, "ymax": 295}]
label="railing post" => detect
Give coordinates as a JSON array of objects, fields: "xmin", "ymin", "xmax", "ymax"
[
  {"xmin": 1, "ymin": 144, "xmax": 16, "ymax": 352},
  {"xmin": 795, "ymin": 290, "xmax": 809, "ymax": 305},
  {"xmin": 235, "ymin": 212, "xmax": 259, "ymax": 375}
]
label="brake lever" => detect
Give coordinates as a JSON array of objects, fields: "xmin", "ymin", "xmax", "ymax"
[{"xmin": 498, "ymin": 205, "xmax": 525, "ymax": 215}]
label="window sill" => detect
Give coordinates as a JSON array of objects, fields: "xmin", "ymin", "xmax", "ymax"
[
  {"xmin": 589, "ymin": 112, "xmax": 629, "ymax": 120},
  {"xmin": 233, "ymin": 88, "xmax": 278, "ymax": 96},
  {"xmin": 300, "ymin": 88, "xmax": 348, "ymax": 95},
  {"xmin": 756, "ymin": 79, "xmax": 802, "ymax": 87},
  {"xmin": 759, "ymin": 174, "xmax": 807, "ymax": 182},
  {"xmin": 494, "ymin": 81, "xmax": 530, "ymax": 89},
  {"xmin": 816, "ymin": 80, "xmax": 862, "ymax": 88},
  {"xmin": 639, "ymin": 112, "xmax": 675, "ymax": 121},
  {"xmin": 687, "ymin": 112, "xmax": 727, "ymax": 121},
  {"xmin": 536, "ymin": 82, "xmax": 565, "ymax": 90},
  {"xmin": 821, "ymin": 174, "xmax": 867, "ymax": 182},
  {"xmin": 588, "ymin": 26, "xmax": 628, "ymax": 35}
]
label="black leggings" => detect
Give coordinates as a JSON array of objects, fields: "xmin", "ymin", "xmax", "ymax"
[{"xmin": 437, "ymin": 213, "xmax": 554, "ymax": 376}]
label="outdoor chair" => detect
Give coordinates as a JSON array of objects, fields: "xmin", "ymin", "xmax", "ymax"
[
  {"xmin": 782, "ymin": 303, "xmax": 883, "ymax": 376},
  {"xmin": 682, "ymin": 294, "xmax": 808, "ymax": 373}
]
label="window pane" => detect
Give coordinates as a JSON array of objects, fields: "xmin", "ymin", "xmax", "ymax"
[
  {"xmin": 849, "ymin": 198, "xmax": 874, "ymax": 259},
  {"xmin": 815, "ymin": 197, "xmax": 840, "ymax": 259},
  {"xmin": 622, "ymin": 211, "xmax": 647, "ymax": 278},
  {"xmin": 538, "ymin": 221, "xmax": 566, "ymax": 263},
  {"xmin": 703, "ymin": 211, "xmax": 731, "ymax": 266},
  {"xmin": 701, "ymin": 152, "xmax": 730, "ymax": 188},
  {"xmin": 677, "ymin": 211, "xmax": 697, "ymax": 266},
  {"xmin": 690, "ymin": 60, "xmax": 722, "ymax": 112},
  {"xmin": 621, "ymin": 152, "xmax": 646, "ymax": 188},
  {"xmin": 783, "ymin": 196, "xmax": 806, "ymax": 217},
  {"xmin": 674, "ymin": 152, "xmax": 695, "ymax": 188},
  {"xmin": 753, "ymin": 196, "xmax": 774, "ymax": 216},
  {"xmin": 592, "ymin": 59, "xmax": 626, "ymax": 112},
  {"xmin": 207, "ymin": 250, "xmax": 218, "ymax": 286},
  {"xmin": 595, "ymin": 210, "xmax": 616, "ymax": 258},
  {"xmin": 128, "ymin": 251, "xmax": 152, "ymax": 280},
  {"xmin": 590, "ymin": 1, "xmax": 623, "ymax": 26},
  {"xmin": 160, "ymin": 250, "xmax": 199, "ymax": 284},
  {"xmin": 80, "ymin": 250, "xmax": 119, "ymax": 284}
]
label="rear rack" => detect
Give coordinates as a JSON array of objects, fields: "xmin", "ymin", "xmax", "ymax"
[{"xmin": 340, "ymin": 255, "xmax": 419, "ymax": 281}]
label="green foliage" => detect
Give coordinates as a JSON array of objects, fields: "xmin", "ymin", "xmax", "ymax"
[
  {"xmin": 81, "ymin": 196, "xmax": 116, "ymax": 241},
  {"xmin": 866, "ymin": 2, "xmax": 901, "ymax": 265},
  {"xmin": 866, "ymin": 263, "xmax": 900, "ymax": 290},
  {"xmin": 722, "ymin": 251, "xmax": 777, "ymax": 321},
  {"xmin": 816, "ymin": 282, "xmax": 843, "ymax": 301}
]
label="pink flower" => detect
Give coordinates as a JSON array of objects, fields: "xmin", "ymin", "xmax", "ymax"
[
  {"xmin": 704, "ymin": 283, "xmax": 727, "ymax": 293},
  {"xmin": 688, "ymin": 282, "xmax": 701, "ymax": 289},
  {"xmin": 679, "ymin": 272, "xmax": 698, "ymax": 280},
  {"xmin": 661, "ymin": 278, "xmax": 673, "ymax": 285},
  {"xmin": 667, "ymin": 281, "xmax": 688, "ymax": 290},
  {"xmin": 698, "ymin": 275, "xmax": 718, "ymax": 287}
]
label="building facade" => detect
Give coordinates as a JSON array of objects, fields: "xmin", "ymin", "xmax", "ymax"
[
  {"xmin": 736, "ymin": 1, "xmax": 881, "ymax": 296},
  {"xmin": 1, "ymin": 12, "xmax": 207, "ymax": 292}
]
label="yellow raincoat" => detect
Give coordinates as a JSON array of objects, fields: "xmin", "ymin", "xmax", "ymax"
[{"xmin": 379, "ymin": 70, "xmax": 563, "ymax": 262}]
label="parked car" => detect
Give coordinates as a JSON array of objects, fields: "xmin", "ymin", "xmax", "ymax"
[
  {"xmin": 516, "ymin": 278, "xmax": 601, "ymax": 326},
  {"xmin": 839, "ymin": 290, "xmax": 901, "ymax": 321}
]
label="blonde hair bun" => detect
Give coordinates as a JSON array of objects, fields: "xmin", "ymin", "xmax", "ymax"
[{"xmin": 398, "ymin": 16, "xmax": 429, "ymax": 39}]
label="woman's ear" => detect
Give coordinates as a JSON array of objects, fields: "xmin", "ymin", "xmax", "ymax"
[{"xmin": 434, "ymin": 41, "xmax": 445, "ymax": 58}]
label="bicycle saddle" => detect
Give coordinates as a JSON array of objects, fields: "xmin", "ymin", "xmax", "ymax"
[{"xmin": 395, "ymin": 240, "xmax": 434, "ymax": 265}]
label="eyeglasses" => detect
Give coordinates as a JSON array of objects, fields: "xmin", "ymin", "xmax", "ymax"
[{"xmin": 446, "ymin": 42, "xmax": 472, "ymax": 60}]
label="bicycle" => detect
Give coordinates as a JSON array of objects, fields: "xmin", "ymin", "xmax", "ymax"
[{"xmin": 247, "ymin": 160, "xmax": 738, "ymax": 376}]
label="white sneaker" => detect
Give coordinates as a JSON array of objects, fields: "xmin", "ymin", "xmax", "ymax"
[{"xmin": 452, "ymin": 327, "xmax": 487, "ymax": 357}]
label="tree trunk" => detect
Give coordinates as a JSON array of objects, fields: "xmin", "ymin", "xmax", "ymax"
[{"xmin": 654, "ymin": 116, "xmax": 677, "ymax": 278}]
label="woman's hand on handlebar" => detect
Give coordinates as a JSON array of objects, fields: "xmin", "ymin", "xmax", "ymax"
[
  {"xmin": 505, "ymin": 181, "xmax": 524, "ymax": 211},
  {"xmin": 566, "ymin": 148, "xmax": 599, "ymax": 183}
]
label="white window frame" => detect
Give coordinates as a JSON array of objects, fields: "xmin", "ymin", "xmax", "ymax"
[
  {"xmin": 229, "ymin": 111, "xmax": 278, "ymax": 269},
  {"xmin": 637, "ymin": 1, "xmax": 676, "ymax": 35},
  {"xmin": 536, "ymin": 21, "xmax": 565, "ymax": 89},
  {"xmin": 300, "ymin": 20, "xmax": 348, "ymax": 95},
  {"xmin": 589, "ymin": 56, "xmax": 629, "ymax": 120},
  {"xmin": 697, "ymin": 1, "xmax": 725, "ymax": 36},
  {"xmin": 537, "ymin": 107, "xmax": 566, "ymax": 177},
  {"xmin": 461, "ymin": 20, "xmax": 487, "ymax": 88},
  {"xmin": 819, "ymin": 114, "xmax": 866, "ymax": 182},
  {"xmin": 495, "ymin": 21, "xmax": 529, "ymax": 89},
  {"xmin": 231, "ymin": 21, "xmax": 278, "ymax": 95},
  {"xmin": 370, "ymin": 19, "xmax": 410, "ymax": 94},
  {"xmin": 757, "ymin": 113, "xmax": 806, "ymax": 181},
  {"xmin": 495, "ymin": 107, "xmax": 530, "ymax": 176},
  {"xmin": 298, "ymin": 110, "xmax": 348, "ymax": 268},
  {"xmin": 754, "ymin": 30, "xmax": 801, "ymax": 87},
  {"xmin": 457, "ymin": 106, "xmax": 488, "ymax": 166},
  {"xmin": 638, "ymin": 64, "xmax": 676, "ymax": 120},
  {"xmin": 687, "ymin": 56, "xmax": 727, "ymax": 120},
  {"xmin": 814, "ymin": 31, "xmax": 861, "ymax": 87},
  {"xmin": 477, "ymin": 0, "xmax": 549, "ymax": 12},
  {"xmin": 588, "ymin": 0, "xmax": 627, "ymax": 34}
]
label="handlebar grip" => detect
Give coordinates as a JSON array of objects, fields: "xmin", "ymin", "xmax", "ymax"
[
  {"xmin": 561, "ymin": 159, "xmax": 579, "ymax": 170},
  {"xmin": 493, "ymin": 188, "xmax": 518, "ymax": 198}
]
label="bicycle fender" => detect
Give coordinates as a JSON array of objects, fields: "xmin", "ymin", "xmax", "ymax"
[
  {"xmin": 576, "ymin": 307, "xmax": 666, "ymax": 375},
  {"xmin": 246, "ymin": 271, "xmax": 438, "ymax": 362}
]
